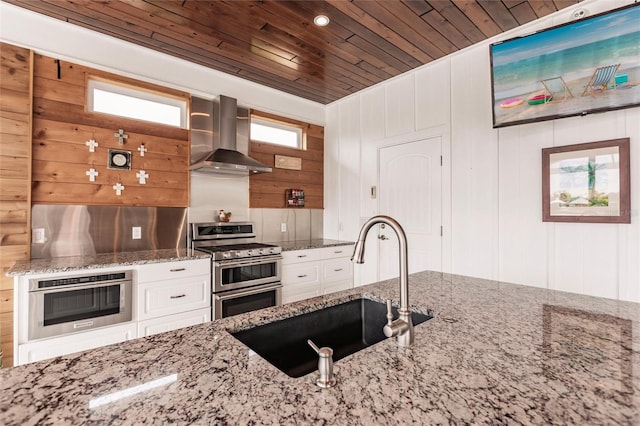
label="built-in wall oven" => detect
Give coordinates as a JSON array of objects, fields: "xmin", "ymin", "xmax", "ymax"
[
  {"xmin": 28, "ymin": 271, "xmax": 133, "ymax": 340},
  {"xmin": 191, "ymin": 222, "xmax": 282, "ymax": 319}
]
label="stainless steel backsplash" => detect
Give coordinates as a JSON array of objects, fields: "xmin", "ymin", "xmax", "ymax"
[{"xmin": 31, "ymin": 205, "xmax": 188, "ymax": 259}]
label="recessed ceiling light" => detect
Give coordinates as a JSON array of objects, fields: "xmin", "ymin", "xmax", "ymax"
[{"xmin": 314, "ymin": 15, "xmax": 330, "ymax": 27}]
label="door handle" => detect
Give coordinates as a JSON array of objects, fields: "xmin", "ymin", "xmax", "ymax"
[
  {"xmin": 170, "ymin": 294, "xmax": 186, "ymax": 299},
  {"xmin": 378, "ymin": 235, "xmax": 389, "ymax": 240}
]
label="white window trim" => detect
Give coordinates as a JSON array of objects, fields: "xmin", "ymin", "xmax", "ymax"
[
  {"xmin": 250, "ymin": 117, "xmax": 304, "ymax": 149},
  {"xmin": 87, "ymin": 78, "xmax": 187, "ymax": 128}
]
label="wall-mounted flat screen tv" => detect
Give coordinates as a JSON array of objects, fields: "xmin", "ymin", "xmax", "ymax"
[{"xmin": 490, "ymin": 3, "xmax": 640, "ymax": 128}]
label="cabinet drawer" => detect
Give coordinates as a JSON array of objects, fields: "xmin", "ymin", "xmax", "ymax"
[
  {"xmin": 17, "ymin": 322, "xmax": 137, "ymax": 365},
  {"xmin": 322, "ymin": 257, "xmax": 353, "ymax": 282},
  {"xmin": 138, "ymin": 308, "xmax": 210, "ymax": 337},
  {"xmin": 137, "ymin": 275, "xmax": 210, "ymax": 320},
  {"xmin": 321, "ymin": 280, "xmax": 353, "ymax": 296},
  {"xmin": 282, "ymin": 249, "xmax": 321, "ymax": 264},
  {"xmin": 282, "ymin": 263, "xmax": 320, "ymax": 285},
  {"xmin": 137, "ymin": 259, "xmax": 210, "ymax": 283},
  {"xmin": 282, "ymin": 282, "xmax": 320, "ymax": 304},
  {"xmin": 321, "ymin": 245, "xmax": 354, "ymax": 260}
]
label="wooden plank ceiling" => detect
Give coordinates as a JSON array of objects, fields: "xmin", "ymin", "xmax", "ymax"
[{"xmin": 5, "ymin": 0, "xmax": 581, "ymax": 104}]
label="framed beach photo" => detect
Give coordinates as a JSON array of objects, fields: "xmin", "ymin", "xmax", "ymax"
[
  {"xmin": 490, "ymin": 3, "xmax": 640, "ymax": 128},
  {"xmin": 542, "ymin": 138, "xmax": 630, "ymax": 223}
]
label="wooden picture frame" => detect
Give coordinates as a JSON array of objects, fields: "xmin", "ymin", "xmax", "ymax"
[{"xmin": 542, "ymin": 138, "xmax": 630, "ymax": 223}]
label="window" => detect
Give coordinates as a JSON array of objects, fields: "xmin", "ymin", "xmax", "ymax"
[
  {"xmin": 250, "ymin": 117, "xmax": 303, "ymax": 149},
  {"xmin": 87, "ymin": 78, "xmax": 187, "ymax": 128}
]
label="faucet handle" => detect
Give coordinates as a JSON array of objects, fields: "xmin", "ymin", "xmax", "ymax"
[
  {"xmin": 383, "ymin": 299, "xmax": 396, "ymax": 337},
  {"xmin": 385, "ymin": 299, "xmax": 394, "ymax": 325}
]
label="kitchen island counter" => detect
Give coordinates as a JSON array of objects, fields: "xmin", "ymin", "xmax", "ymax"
[
  {"xmin": 6, "ymin": 249, "xmax": 211, "ymax": 276},
  {"xmin": 1, "ymin": 271, "xmax": 638, "ymax": 424}
]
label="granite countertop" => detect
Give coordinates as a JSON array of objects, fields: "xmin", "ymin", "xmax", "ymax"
[
  {"xmin": 276, "ymin": 239, "xmax": 354, "ymax": 251},
  {"xmin": 6, "ymin": 248, "xmax": 211, "ymax": 276},
  {"xmin": 1, "ymin": 271, "xmax": 639, "ymax": 424}
]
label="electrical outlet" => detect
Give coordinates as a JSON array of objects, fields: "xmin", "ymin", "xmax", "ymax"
[
  {"xmin": 32, "ymin": 228, "xmax": 45, "ymax": 244},
  {"xmin": 132, "ymin": 226, "xmax": 142, "ymax": 240},
  {"xmin": 280, "ymin": 223, "xmax": 287, "ymax": 233}
]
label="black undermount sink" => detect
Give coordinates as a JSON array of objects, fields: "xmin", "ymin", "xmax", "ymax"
[{"xmin": 231, "ymin": 297, "xmax": 432, "ymax": 378}]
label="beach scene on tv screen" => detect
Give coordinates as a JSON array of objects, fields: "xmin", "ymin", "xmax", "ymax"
[{"xmin": 491, "ymin": 5, "xmax": 639, "ymax": 127}]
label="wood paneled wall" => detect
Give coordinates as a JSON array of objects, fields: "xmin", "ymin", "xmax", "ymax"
[
  {"xmin": 32, "ymin": 54, "xmax": 190, "ymax": 207},
  {"xmin": 249, "ymin": 111, "xmax": 323, "ymax": 209},
  {"xmin": 0, "ymin": 42, "xmax": 33, "ymax": 368}
]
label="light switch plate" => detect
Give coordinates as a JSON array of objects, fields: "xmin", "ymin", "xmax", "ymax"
[{"xmin": 132, "ymin": 226, "xmax": 142, "ymax": 239}]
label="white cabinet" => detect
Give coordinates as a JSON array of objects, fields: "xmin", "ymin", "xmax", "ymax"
[
  {"xmin": 320, "ymin": 246, "xmax": 354, "ymax": 295},
  {"xmin": 138, "ymin": 308, "xmax": 210, "ymax": 337},
  {"xmin": 136, "ymin": 258, "xmax": 211, "ymax": 334},
  {"xmin": 15, "ymin": 258, "xmax": 211, "ymax": 365},
  {"xmin": 282, "ymin": 245, "xmax": 354, "ymax": 304},
  {"xmin": 18, "ymin": 322, "xmax": 137, "ymax": 365},
  {"xmin": 136, "ymin": 259, "xmax": 210, "ymax": 283}
]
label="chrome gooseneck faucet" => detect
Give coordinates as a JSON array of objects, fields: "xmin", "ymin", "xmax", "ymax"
[{"xmin": 352, "ymin": 215, "xmax": 414, "ymax": 347}]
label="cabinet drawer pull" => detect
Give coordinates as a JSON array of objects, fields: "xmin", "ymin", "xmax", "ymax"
[
  {"xmin": 334, "ymin": 268, "xmax": 343, "ymax": 272},
  {"xmin": 170, "ymin": 294, "xmax": 186, "ymax": 299},
  {"xmin": 334, "ymin": 250, "xmax": 343, "ymax": 254},
  {"xmin": 297, "ymin": 274, "xmax": 308, "ymax": 278},
  {"xmin": 170, "ymin": 268, "xmax": 186, "ymax": 272},
  {"xmin": 297, "ymin": 255, "xmax": 307, "ymax": 258}
]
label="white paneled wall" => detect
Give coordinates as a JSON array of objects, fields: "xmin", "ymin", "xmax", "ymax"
[
  {"xmin": 325, "ymin": 0, "xmax": 640, "ymax": 302},
  {"xmin": 450, "ymin": 44, "xmax": 499, "ymax": 280},
  {"xmin": 385, "ymin": 74, "xmax": 416, "ymax": 137}
]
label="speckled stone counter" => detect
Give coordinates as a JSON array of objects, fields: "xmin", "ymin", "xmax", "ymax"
[
  {"xmin": 276, "ymin": 239, "xmax": 354, "ymax": 251},
  {"xmin": 7, "ymin": 249, "xmax": 211, "ymax": 276},
  {"xmin": 1, "ymin": 271, "xmax": 639, "ymax": 425}
]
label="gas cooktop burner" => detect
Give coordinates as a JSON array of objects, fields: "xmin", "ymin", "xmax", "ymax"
[
  {"xmin": 196, "ymin": 242, "xmax": 282, "ymax": 260},
  {"xmin": 190, "ymin": 222, "xmax": 282, "ymax": 260}
]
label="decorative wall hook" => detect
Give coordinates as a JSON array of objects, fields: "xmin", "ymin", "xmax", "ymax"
[
  {"xmin": 136, "ymin": 170, "xmax": 149, "ymax": 185},
  {"xmin": 113, "ymin": 182, "xmax": 125, "ymax": 196},
  {"xmin": 85, "ymin": 138, "xmax": 99, "ymax": 152},
  {"xmin": 114, "ymin": 129, "xmax": 128, "ymax": 145},
  {"xmin": 85, "ymin": 168, "xmax": 99, "ymax": 182},
  {"xmin": 138, "ymin": 144, "xmax": 147, "ymax": 157}
]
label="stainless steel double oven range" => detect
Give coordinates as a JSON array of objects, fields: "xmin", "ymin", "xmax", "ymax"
[{"xmin": 190, "ymin": 222, "xmax": 282, "ymax": 319}]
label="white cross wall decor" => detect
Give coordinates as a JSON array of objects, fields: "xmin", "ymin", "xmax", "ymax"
[
  {"xmin": 113, "ymin": 182, "xmax": 125, "ymax": 196},
  {"xmin": 114, "ymin": 129, "xmax": 128, "ymax": 145},
  {"xmin": 138, "ymin": 144, "xmax": 147, "ymax": 157},
  {"xmin": 136, "ymin": 170, "xmax": 149, "ymax": 185},
  {"xmin": 85, "ymin": 139, "xmax": 99, "ymax": 152},
  {"xmin": 85, "ymin": 168, "xmax": 99, "ymax": 182}
]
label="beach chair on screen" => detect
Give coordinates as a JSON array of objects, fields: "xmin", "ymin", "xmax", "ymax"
[
  {"xmin": 582, "ymin": 64, "xmax": 620, "ymax": 96},
  {"xmin": 541, "ymin": 76, "xmax": 574, "ymax": 102}
]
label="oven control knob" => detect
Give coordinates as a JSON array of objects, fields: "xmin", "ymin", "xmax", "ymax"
[
  {"xmin": 246, "ymin": 250, "xmax": 253, "ymax": 256},
  {"xmin": 223, "ymin": 253, "xmax": 231, "ymax": 259},
  {"xmin": 235, "ymin": 251, "xmax": 242, "ymax": 257},
  {"xmin": 259, "ymin": 249, "xmax": 265, "ymax": 255}
]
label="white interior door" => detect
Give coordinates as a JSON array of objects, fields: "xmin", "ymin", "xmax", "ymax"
[{"xmin": 378, "ymin": 138, "xmax": 442, "ymax": 280}]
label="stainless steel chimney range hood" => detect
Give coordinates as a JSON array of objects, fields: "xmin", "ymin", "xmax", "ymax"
[{"xmin": 190, "ymin": 95, "xmax": 272, "ymax": 175}]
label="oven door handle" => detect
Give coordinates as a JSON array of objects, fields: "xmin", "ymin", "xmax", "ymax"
[
  {"xmin": 215, "ymin": 255, "xmax": 282, "ymax": 268},
  {"xmin": 215, "ymin": 283, "xmax": 283, "ymax": 301}
]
